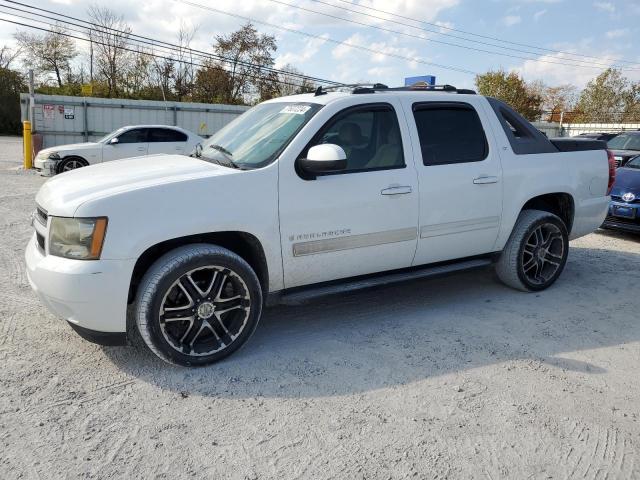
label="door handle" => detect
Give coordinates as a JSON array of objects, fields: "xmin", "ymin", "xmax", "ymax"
[
  {"xmin": 137, "ymin": 147, "xmax": 146, "ymax": 151},
  {"xmin": 473, "ymin": 176, "xmax": 498, "ymax": 185},
  {"xmin": 381, "ymin": 186, "xmax": 412, "ymax": 195}
]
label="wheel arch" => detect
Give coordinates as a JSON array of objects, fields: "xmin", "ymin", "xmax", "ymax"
[
  {"xmin": 128, "ymin": 231, "xmax": 269, "ymax": 305},
  {"xmin": 520, "ymin": 192, "xmax": 575, "ymax": 234},
  {"xmin": 56, "ymin": 155, "xmax": 89, "ymax": 174}
]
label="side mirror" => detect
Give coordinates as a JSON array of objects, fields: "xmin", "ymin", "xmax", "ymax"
[
  {"xmin": 298, "ymin": 144, "xmax": 347, "ymax": 179},
  {"xmin": 109, "ymin": 137, "xmax": 119, "ymax": 145}
]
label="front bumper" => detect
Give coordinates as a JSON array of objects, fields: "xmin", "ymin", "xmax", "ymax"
[
  {"xmin": 601, "ymin": 201, "xmax": 640, "ymax": 234},
  {"xmin": 25, "ymin": 235, "xmax": 135, "ymax": 340},
  {"xmin": 34, "ymin": 157, "xmax": 58, "ymax": 176}
]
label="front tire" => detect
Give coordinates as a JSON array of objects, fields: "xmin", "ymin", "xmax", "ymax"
[
  {"xmin": 135, "ymin": 244, "xmax": 262, "ymax": 366},
  {"xmin": 57, "ymin": 156, "xmax": 88, "ymax": 173},
  {"xmin": 495, "ymin": 209, "xmax": 569, "ymax": 292}
]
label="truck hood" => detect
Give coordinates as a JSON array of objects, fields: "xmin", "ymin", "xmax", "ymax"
[{"xmin": 36, "ymin": 154, "xmax": 236, "ymax": 216}]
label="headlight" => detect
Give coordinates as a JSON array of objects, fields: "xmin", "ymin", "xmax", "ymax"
[
  {"xmin": 49, "ymin": 217, "xmax": 108, "ymax": 260},
  {"xmin": 36, "ymin": 151, "xmax": 60, "ymax": 161}
]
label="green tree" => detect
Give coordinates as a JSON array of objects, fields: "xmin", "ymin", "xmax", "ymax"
[
  {"xmin": 574, "ymin": 68, "xmax": 634, "ymax": 122},
  {"xmin": 192, "ymin": 61, "xmax": 232, "ymax": 104},
  {"xmin": 0, "ymin": 66, "xmax": 26, "ymax": 134},
  {"xmin": 213, "ymin": 23, "xmax": 277, "ymax": 104},
  {"xmin": 475, "ymin": 69, "xmax": 543, "ymax": 120}
]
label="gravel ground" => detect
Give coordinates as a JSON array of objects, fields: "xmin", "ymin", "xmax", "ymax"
[{"xmin": 1, "ymin": 136, "xmax": 640, "ymax": 479}]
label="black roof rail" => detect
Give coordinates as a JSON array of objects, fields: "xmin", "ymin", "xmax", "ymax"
[
  {"xmin": 374, "ymin": 82, "xmax": 476, "ymax": 94},
  {"xmin": 313, "ymin": 82, "xmax": 476, "ymax": 96}
]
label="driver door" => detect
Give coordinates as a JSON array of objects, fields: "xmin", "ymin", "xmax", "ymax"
[{"xmin": 278, "ymin": 100, "xmax": 420, "ymax": 288}]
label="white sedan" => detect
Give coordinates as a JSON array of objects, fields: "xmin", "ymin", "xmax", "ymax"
[{"xmin": 34, "ymin": 125, "xmax": 203, "ymax": 176}]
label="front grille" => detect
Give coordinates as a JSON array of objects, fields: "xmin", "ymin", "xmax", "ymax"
[
  {"xmin": 604, "ymin": 215, "xmax": 640, "ymax": 227},
  {"xmin": 615, "ymin": 158, "xmax": 622, "ymax": 168},
  {"xmin": 611, "ymin": 195, "xmax": 640, "ymax": 204}
]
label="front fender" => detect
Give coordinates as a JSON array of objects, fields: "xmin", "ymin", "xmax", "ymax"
[{"xmin": 74, "ymin": 165, "xmax": 284, "ymax": 291}]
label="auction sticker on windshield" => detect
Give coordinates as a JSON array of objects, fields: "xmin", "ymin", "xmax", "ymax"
[{"xmin": 280, "ymin": 105, "xmax": 311, "ymax": 115}]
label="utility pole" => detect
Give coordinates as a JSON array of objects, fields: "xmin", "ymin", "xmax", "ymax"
[
  {"xmin": 89, "ymin": 29, "xmax": 94, "ymax": 84},
  {"xmin": 28, "ymin": 68, "xmax": 34, "ymax": 123}
]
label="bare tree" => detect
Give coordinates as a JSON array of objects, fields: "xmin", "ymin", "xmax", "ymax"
[
  {"xmin": 0, "ymin": 45, "xmax": 21, "ymax": 69},
  {"xmin": 276, "ymin": 64, "xmax": 315, "ymax": 97},
  {"xmin": 15, "ymin": 26, "xmax": 76, "ymax": 87},
  {"xmin": 87, "ymin": 5, "xmax": 132, "ymax": 97},
  {"xmin": 173, "ymin": 22, "xmax": 198, "ymax": 101}
]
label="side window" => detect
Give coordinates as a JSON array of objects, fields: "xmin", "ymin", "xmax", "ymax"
[
  {"xmin": 499, "ymin": 108, "xmax": 532, "ymax": 139},
  {"xmin": 413, "ymin": 103, "xmax": 488, "ymax": 166},
  {"xmin": 149, "ymin": 128, "xmax": 188, "ymax": 143},
  {"xmin": 308, "ymin": 104, "xmax": 405, "ymax": 173},
  {"xmin": 117, "ymin": 128, "xmax": 148, "ymax": 144}
]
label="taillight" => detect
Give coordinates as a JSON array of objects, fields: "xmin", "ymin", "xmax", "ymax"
[{"xmin": 607, "ymin": 149, "xmax": 616, "ymax": 195}]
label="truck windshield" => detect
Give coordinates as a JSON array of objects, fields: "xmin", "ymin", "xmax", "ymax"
[
  {"xmin": 608, "ymin": 134, "xmax": 640, "ymax": 151},
  {"xmin": 198, "ymin": 102, "xmax": 322, "ymax": 169}
]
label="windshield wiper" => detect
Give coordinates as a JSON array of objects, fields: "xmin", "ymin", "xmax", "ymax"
[
  {"xmin": 210, "ymin": 144, "xmax": 233, "ymax": 157},
  {"xmin": 204, "ymin": 144, "xmax": 241, "ymax": 169}
]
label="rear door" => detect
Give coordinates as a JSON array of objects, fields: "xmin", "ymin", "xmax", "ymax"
[
  {"xmin": 401, "ymin": 97, "xmax": 503, "ymax": 265},
  {"xmin": 103, "ymin": 127, "xmax": 149, "ymax": 161},
  {"xmin": 148, "ymin": 128, "xmax": 189, "ymax": 155}
]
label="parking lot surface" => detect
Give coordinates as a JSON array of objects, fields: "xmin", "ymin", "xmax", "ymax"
[{"xmin": 1, "ymin": 137, "xmax": 639, "ymax": 479}]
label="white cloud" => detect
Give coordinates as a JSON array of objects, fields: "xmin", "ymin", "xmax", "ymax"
[
  {"xmin": 275, "ymin": 35, "xmax": 329, "ymax": 68},
  {"xmin": 515, "ymin": 46, "xmax": 640, "ymax": 89},
  {"xmin": 502, "ymin": 15, "xmax": 522, "ymax": 27},
  {"xmin": 534, "ymin": 10, "xmax": 547, "ymax": 21},
  {"xmin": 605, "ymin": 29, "xmax": 628, "ymax": 39},
  {"xmin": 593, "ymin": 2, "xmax": 615, "ymax": 13}
]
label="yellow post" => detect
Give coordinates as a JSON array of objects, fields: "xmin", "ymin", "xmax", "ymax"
[{"xmin": 23, "ymin": 120, "xmax": 33, "ymax": 169}]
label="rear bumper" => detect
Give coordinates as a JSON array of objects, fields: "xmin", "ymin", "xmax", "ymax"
[
  {"xmin": 569, "ymin": 196, "xmax": 610, "ymax": 240},
  {"xmin": 25, "ymin": 235, "xmax": 135, "ymax": 334}
]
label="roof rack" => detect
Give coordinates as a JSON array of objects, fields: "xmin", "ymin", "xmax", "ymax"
[
  {"xmin": 313, "ymin": 82, "xmax": 476, "ymax": 96},
  {"xmin": 314, "ymin": 83, "xmax": 388, "ymax": 96}
]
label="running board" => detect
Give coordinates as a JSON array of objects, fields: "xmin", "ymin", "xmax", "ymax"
[{"xmin": 274, "ymin": 258, "xmax": 493, "ymax": 306}]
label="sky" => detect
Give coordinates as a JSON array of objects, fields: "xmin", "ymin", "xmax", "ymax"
[{"xmin": 1, "ymin": 0, "xmax": 639, "ymax": 91}]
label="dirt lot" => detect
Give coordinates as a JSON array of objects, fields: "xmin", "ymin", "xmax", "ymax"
[{"xmin": 1, "ymin": 136, "xmax": 639, "ymax": 479}]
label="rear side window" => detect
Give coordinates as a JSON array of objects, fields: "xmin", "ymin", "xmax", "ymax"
[
  {"xmin": 412, "ymin": 103, "xmax": 488, "ymax": 166},
  {"xmin": 486, "ymin": 97, "xmax": 557, "ymax": 155},
  {"xmin": 149, "ymin": 128, "xmax": 188, "ymax": 143},
  {"xmin": 117, "ymin": 128, "xmax": 148, "ymax": 144}
]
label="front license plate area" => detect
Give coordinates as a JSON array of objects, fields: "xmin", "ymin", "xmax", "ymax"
[{"xmin": 612, "ymin": 205, "xmax": 636, "ymax": 219}]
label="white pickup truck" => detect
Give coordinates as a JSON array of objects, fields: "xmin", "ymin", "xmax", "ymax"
[{"xmin": 26, "ymin": 84, "xmax": 615, "ymax": 366}]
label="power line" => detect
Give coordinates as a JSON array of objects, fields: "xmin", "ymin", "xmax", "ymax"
[
  {"xmin": 266, "ymin": 0, "xmax": 640, "ymax": 72},
  {"xmin": 172, "ymin": 0, "xmax": 478, "ymax": 76},
  {"xmin": 0, "ymin": 16, "xmax": 324, "ymax": 91},
  {"xmin": 324, "ymin": 0, "xmax": 640, "ymax": 68},
  {"xmin": 1, "ymin": 0, "xmax": 343, "ymax": 87}
]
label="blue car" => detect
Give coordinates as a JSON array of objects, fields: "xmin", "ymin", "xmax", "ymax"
[{"xmin": 603, "ymin": 155, "xmax": 640, "ymax": 233}]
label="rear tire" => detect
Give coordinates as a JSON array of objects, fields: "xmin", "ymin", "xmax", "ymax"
[
  {"xmin": 495, "ymin": 209, "xmax": 569, "ymax": 292},
  {"xmin": 135, "ymin": 244, "xmax": 263, "ymax": 366}
]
